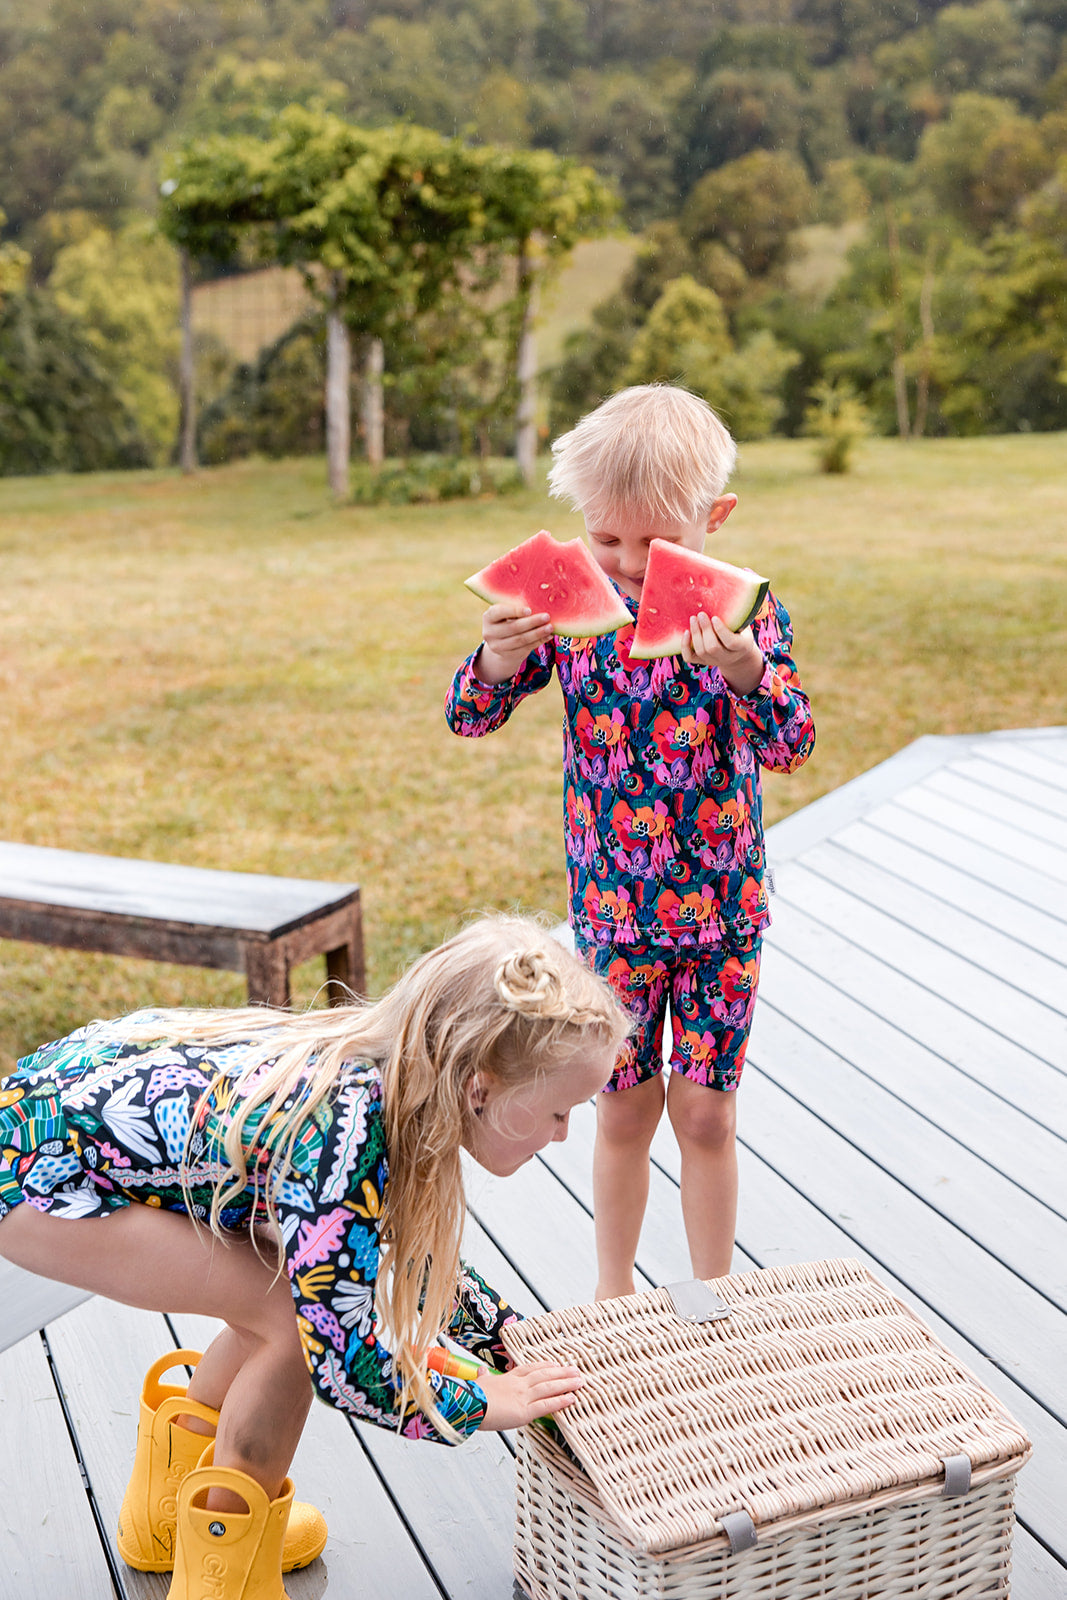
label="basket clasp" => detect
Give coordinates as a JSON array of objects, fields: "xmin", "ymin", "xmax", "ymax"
[{"xmin": 664, "ymin": 1280, "xmax": 733, "ymax": 1324}]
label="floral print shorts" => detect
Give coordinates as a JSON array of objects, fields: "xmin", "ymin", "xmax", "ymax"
[{"xmin": 579, "ymin": 935, "xmax": 762, "ymax": 1093}]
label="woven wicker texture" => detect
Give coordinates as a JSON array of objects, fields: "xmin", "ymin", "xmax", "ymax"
[
  {"xmin": 515, "ymin": 1429, "xmax": 1016, "ymax": 1600},
  {"xmin": 502, "ymin": 1258, "xmax": 1029, "ymax": 1555}
]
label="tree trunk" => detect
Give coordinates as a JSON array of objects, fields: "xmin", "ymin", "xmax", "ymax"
[
  {"xmin": 362, "ymin": 336, "xmax": 384, "ymax": 467},
  {"xmin": 514, "ymin": 239, "xmax": 538, "ymax": 485},
  {"xmin": 179, "ymin": 249, "xmax": 197, "ymax": 474},
  {"xmin": 326, "ymin": 291, "xmax": 351, "ymax": 498},
  {"xmin": 884, "ymin": 201, "xmax": 911, "ymax": 440},
  {"xmin": 914, "ymin": 243, "xmax": 937, "ymax": 440}
]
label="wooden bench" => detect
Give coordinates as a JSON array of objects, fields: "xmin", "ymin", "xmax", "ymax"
[{"xmin": 0, "ymin": 841, "xmax": 364, "ymax": 1009}]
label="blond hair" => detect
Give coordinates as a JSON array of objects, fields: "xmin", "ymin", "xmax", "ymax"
[
  {"xmin": 548, "ymin": 383, "xmax": 737, "ymax": 527},
  {"xmin": 117, "ymin": 915, "xmax": 628, "ymax": 1439}
]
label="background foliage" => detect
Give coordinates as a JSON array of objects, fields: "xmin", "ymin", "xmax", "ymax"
[{"xmin": 0, "ymin": 0, "xmax": 1065, "ymax": 469}]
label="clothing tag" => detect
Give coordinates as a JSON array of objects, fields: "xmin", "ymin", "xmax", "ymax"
[{"xmin": 765, "ymin": 866, "xmax": 777, "ymax": 896}]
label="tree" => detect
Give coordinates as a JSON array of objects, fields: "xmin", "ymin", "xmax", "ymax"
[
  {"xmin": 472, "ymin": 144, "xmax": 616, "ymax": 479},
  {"xmin": 682, "ymin": 150, "xmax": 815, "ymax": 278},
  {"xmin": 160, "ymin": 112, "xmax": 493, "ymax": 490},
  {"xmin": 623, "ymin": 275, "xmax": 800, "ymax": 440},
  {"xmin": 530, "ymin": 67, "xmax": 687, "ymax": 226},
  {"xmin": 0, "ymin": 288, "xmax": 153, "ymax": 474},
  {"xmin": 0, "ymin": 210, "xmax": 29, "ymax": 302},
  {"xmin": 916, "ymin": 93, "xmax": 1054, "ymax": 235},
  {"xmin": 49, "ymin": 220, "xmax": 181, "ymax": 465},
  {"xmin": 625, "ymin": 275, "xmax": 731, "ymax": 386},
  {"xmin": 161, "ymin": 110, "xmax": 614, "ymax": 490}
]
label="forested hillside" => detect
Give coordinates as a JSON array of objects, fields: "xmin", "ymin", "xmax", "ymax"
[{"xmin": 1, "ymin": 0, "xmax": 1065, "ymax": 468}]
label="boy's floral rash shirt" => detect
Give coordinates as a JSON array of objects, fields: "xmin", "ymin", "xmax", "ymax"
[
  {"xmin": 7, "ymin": 1022, "xmax": 517, "ymax": 1445},
  {"xmin": 446, "ymin": 591, "xmax": 815, "ymax": 949}
]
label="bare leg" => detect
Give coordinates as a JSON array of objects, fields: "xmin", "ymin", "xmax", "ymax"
[
  {"xmin": 592, "ymin": 1075, "xmax": 665, "ymax": 1299},
  {"xmin": 0, "ymin": 1203, "xmax": 311, "ymax": 1508},
  {"xmin": 665, "ymin": 1074, "xmax": 738, "ymax": 1279}
]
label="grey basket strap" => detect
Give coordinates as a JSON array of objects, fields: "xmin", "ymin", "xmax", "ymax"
[
  {"xmin": 719, "ymin": 1510, "xmax": 759, "ymax": 1553},
  {"xmin": 941, "ymin": 1454, "xmax": 973, "ymax": 1497}
]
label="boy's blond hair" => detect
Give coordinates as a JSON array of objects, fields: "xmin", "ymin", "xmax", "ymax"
[{"xmin": 548, "ymin": 384, "xmax": 737, "ymax": 527}]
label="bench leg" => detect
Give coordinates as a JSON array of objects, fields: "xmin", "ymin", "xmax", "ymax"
[
  {"xmin": 243, "ymin": 942, "xmax": 291, "ymax": 1009},
  {"xmin": 325, "ymin": 900, "xmax": 365, "ymax": 1004}
]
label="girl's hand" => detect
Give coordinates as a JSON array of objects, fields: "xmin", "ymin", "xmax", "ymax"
[
  {"xmin": 473, "ymin": 603, "xmax": 553, "ymax": 685},
  {"xmin": 683, "ymin": 612, "xmax": 764, "ymax": 696},
  {"xmin": 475, "ymin": 1360, "xmax": 584, "ymax": 1431}
]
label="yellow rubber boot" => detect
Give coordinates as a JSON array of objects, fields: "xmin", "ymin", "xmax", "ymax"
[
  {"xmin": 166, "ymin": 1448, "xmax": 293, "ymax": 1600},
  {"xmin": 117, "ymin": 1350, "xmax": 326, "ymax": 1574}
]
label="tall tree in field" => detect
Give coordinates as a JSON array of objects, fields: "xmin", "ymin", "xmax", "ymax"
[{"xmin": 475, "ymin": 147, "xmax": 616, "ymax": 481}]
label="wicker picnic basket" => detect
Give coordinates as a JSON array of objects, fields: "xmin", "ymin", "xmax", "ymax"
[{"xmin": 503, "ymin": 1259, "xmax": 1030, "ymax": 1600}]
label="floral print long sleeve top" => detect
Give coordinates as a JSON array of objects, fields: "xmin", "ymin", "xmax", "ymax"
[
  {"xmin": 10, "ymin": 1022, "xmax": 517, "ymax": 1445},
  {"xmin": 446, "ymin": 590, "xmax": 815, "ymax": 950}
]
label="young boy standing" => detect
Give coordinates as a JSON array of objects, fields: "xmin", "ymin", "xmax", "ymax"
[{"xmin": 446, "ymin": 385, "xmax": 815, "ymax": 1295}]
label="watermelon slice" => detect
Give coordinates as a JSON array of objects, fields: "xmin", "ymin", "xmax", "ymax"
[
  {"xmin": 465, "ymin": 529, "xmax": 631, "ymax": 638},
  {"xmin": 630, "ymin": 541, "xmax": 770, "ymax": 660}
]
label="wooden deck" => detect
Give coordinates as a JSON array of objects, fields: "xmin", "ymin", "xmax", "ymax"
[{"xmin": 1, "ymin": 725, "xmax": 1065, "ymax": 1598}]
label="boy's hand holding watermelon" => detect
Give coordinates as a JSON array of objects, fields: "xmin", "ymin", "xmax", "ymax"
[
  {"xmin": 466, "ymin": 529, "xmax": 630, "ymax": 686},
  {"xmin": 476, "ymin": 601, "xmax": 554, "ymax": 685},
  {"xmin": 681, "ymin": 609, "xmax": 765, "ymax": 695}
]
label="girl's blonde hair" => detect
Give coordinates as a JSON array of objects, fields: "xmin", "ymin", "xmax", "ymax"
[
  {"xmin": 548, "ymin": 383, "xmax": 737, "ymax": 528},
  {"xmin": 119, "ymin": 915, "xmax": 629, "ymax": 1438}
]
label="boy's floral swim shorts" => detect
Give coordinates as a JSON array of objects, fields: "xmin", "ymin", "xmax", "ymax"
[{"xmin": 578, "ymin": 934, "xmax": 762, "ymax": 1093}]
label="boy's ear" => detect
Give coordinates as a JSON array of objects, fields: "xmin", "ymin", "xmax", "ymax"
[{"xmin": 705, "ymin": 495, "xmax": 738, "ymax": 536}]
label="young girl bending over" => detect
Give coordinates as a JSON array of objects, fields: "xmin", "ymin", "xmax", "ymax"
[
  {"xmin": 0, "ymin": 916, "xmax": 628, "ymax": 1600},
  {"xmin": 447, "ymin": 385, "xmax": 815, "ymax": 1299}
]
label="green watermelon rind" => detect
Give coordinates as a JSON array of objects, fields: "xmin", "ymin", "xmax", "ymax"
[
  {"xmin": 465, "ymin": 532, "xmax": 631, "ymax": 638},
  {"xmin": 630, "ymin": 544, "xmax": 770, "ymax": 660}
]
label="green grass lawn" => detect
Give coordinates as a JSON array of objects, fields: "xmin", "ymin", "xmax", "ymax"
[{"xmin": 0, "ymin": 433, "xmax": 1064, "ymax": 1069}]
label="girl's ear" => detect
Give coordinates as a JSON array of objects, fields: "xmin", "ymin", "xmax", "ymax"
[{"xmin": 467, "ymin": 1073, "xmax": 490, "ymax": 1117}]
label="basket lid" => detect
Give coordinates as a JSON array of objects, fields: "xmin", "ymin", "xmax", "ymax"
[{"xmin": 502, "ymin": 1258, "xmax": 1030, "ymax": 1555}]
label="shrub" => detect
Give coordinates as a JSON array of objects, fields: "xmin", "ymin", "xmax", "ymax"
[
  {"xmin": 348, "ymin": 455, "xmax": 523, "ymax": 505},
  {"xmin": 803, "ymin": 378, "xmax": 870, "ymax": 472}
]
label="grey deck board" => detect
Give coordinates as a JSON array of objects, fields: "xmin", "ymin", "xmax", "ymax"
[
  {"xmin": 2, "ymin": 725, "xmax": 1064, "ymax": 1595},
  {"xmin": 0, "ymin": 1258, "xmax": 90, "ymax": 1354},
  {"xmin": 948, "ymin": 754, "xmax": 1067, "ymax": 817},
  {"xmin": 762, "ymin": 896, "xmax": 1067, "ymax": 1136},
  {"xmin": 895, "ymin": 782, "xmax": 1067, "ymax": 880},
  {"xmin": 801, "ymin": 837, "xmax": 1067, "ymax": 1003},
  {"xmin": 0, "ymin": 1331, "xmax": 115, "ymax": 1599},
  {"xmin": 922, "ymin": 766, "xmax": 1067, "ymax": 847},
  {"xmin": 748, "ymin": 1004, "xmax": 1067, "ymax": 1311},
  {"xmin": 863, "ymin": 797, "xmax": 1067, "ymax": 923},
  {"xmin": 776, "ymin": 861, "xmax": 1067, "ymax": 1061},
  {"xmin": 757, "ymin": 944, "xmax": 1067, "ymax": 1217},
  {"xmin": 829, "ymin": 816, "xmax": 1067, "ymax": 964}
]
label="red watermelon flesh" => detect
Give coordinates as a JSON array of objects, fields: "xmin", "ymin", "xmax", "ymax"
[
  {"xmin": 465, "ymin": 530, "xmax": 631, "ymax": 638},
  {"xmin": 630, "ymin": 540, "xmax": 770, "ymax": 660}
]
